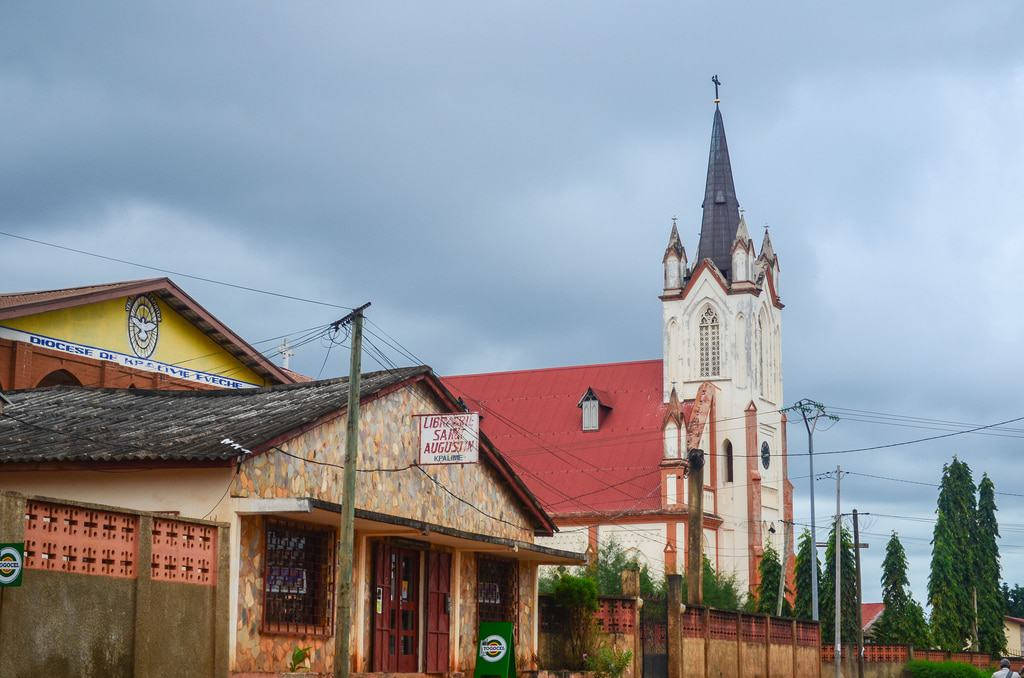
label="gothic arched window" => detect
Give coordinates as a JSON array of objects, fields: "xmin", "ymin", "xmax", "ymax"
[
  {"xmin": 698, "ymin": 307, "xmax": 720, "ymax": 377},
  {"xmin": 756, "ymin": 311, "xmax": 766, "ymax": 396},
  {"xmin": 723, "ymin": 439, "xmax": 734, "ymax": 483}
]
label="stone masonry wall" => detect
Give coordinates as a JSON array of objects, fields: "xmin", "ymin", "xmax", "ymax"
[{"xmin": 233, "ymin": 382, "xmax": 535, "ymax": 543}]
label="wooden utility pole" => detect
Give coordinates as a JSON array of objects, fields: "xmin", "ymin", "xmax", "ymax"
[
  {"xmin": 686, "ymin": 448, "xmax": 705, "ymax": 606},
  {"xmin": 334, "ymin": 302, "xmax": 370, "ymax": 678}
]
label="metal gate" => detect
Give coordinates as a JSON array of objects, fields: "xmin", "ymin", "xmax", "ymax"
[{"xmin": 640, "ymin": 596, "xmax": 667, "ymax": 678}]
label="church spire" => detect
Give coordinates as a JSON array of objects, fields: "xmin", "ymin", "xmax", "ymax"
[{"xmin": 695, "ymin": 87, "xmax": 741, "ymax": 279}]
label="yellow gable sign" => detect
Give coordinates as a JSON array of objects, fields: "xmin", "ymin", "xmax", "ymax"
[{"xmin": 0, "ymin": 294, "xmax": 267, "ymax": 389}]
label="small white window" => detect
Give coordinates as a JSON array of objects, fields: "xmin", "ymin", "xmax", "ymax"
[
  {"xmin": 582, "ymin": 397, "xmax": 599, "ymax": 431},
  {"xmin": 666, "ymin": 474, "xmax": 677, "ymax": 505},
  {"xmin": 663, "ymin": 420, "xmax": 680, "ymax": 459},
  {"xmin": 699, "ymin": 307, "xmax": 720, "ymax": 377}
]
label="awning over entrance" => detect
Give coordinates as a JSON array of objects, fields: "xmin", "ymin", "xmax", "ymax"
[{"xmin": 234, "ymin": 496, "xmax": 585, "ymax": 565}]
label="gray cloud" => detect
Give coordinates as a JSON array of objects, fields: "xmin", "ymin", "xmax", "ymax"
[{"xmin": 3, "ymin": 1, "xmax": 1024, "ymax": 603}]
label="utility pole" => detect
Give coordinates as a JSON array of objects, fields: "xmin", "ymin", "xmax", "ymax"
[
  {"xmin": 334, "ymin": 302, "xmax": 371, "ymax": 678},
  {"xmin": 278, "ymin": 338, "xmax": 295, "ymax": 369},
  {"xmin": 852, "ymin": 509, "xmax": 864, "ymax": 678},
  {"xmin": 790, "ymin": 399, "xmax": 837, "ymax": 622},
  {"xmin": 686, "ymin": 447, "xmax": 705, "ymax": 606},
  {"xmin": 834, "ymin": 465, "xmax": 842, "ymax": 678},
  {"xmin": 776, "ymin": 519, "xmax": 792, "ymax": 617}
]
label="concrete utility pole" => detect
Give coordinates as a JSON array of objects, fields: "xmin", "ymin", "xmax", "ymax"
[
  {"xmin": 335, "ymin": 302, "xmax": 371, "ymax": 678},
  {"xmin": 852, "ymin": 509, "xmax": 864, "ymax": 678},
  {"xmin": 686, "ymin": 448, "xmax": 705, "ymax": 606},
  {"xmin": 792, "ymin": 399, "xmax": 837, "ymax": 623},
  {"xmin": 776, "ymin": 519, "xmax": 792, "ymax": 617},
  {"xmin": 834, "ymin": 466, "xmax": 842, "ymax": 678}
]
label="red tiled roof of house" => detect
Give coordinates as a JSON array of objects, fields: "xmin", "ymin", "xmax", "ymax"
[
  {"xmin": 862, "ymin": 603, "xmax": 885, "ymax": 631},
  {"xmin": 444, "ymin": 359, "xmax": 686, "ymax": 517}
]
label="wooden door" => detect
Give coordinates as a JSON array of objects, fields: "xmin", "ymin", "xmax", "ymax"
[
  {"xmin": 372, "ymin": 541, "xmax": 396, "ymax": 672},
  {"xmin": 425, "ymin": 551, "xmax": 452, "ymax": 673},
  {"xmin": 395, "ymin": 547, "xmax": 420, "ymax": 672}
]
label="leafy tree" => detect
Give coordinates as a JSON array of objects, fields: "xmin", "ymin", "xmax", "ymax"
[
  {"xmin": 928, "ymin": 457, "xmax": 977, "ymax": 651},
  {"xmin": 585, "ymin": 537, "xmax": 663, "ymax": 598},
  {"xmin": 820, "ymin": 522, "xmax": 858, "ymax": 644},
  {"xmin": 873, "ymin": 532, "xmax": 931, "ymax": 647},
  {"xmin": 755, "ymin": 542, "xmax": 793, "ymax": 616},
  {"xmin": 794, "ymin": 529, "xmax": 821, "ymax": 621},
  {"xmin": 975, "ymin": 474, "xmax": 1005, "ymax": 655},
  {"xmin": 680, "ymin": 557, "xmax": 748, "ymax": 611},
  {"xmin": 1002, "ymin": 582, "xmax": 1024, "ymax": 618}
]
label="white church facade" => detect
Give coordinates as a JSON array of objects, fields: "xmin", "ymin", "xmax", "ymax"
[{"xmin": 444, "ymin": 99, "xmax": 793, "ymax": 595}]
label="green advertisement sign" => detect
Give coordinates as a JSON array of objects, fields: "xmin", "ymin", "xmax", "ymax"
[
  {"xmin": 0, "ymin": 543, "xmax": 24, "ymax": 587},
  {"xmin": 474, "ymin": 621, "xmax": 516, "ymax": 678}
]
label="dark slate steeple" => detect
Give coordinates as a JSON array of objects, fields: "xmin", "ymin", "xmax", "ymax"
[{"xmin": 695, "ymin": 104, "xmax": 741, "ymax": 278}]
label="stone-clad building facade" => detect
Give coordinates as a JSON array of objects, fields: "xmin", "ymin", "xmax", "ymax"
[{"xmin": 0, "ymin": 366, "xmax": 580, "ymax": 676}]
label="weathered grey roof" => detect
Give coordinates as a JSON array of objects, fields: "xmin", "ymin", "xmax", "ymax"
[
  {"xmin": 695, "ymin": 106, "xmax": 741, "ymax": 278},
  {"xmin": 0, "ymin": 366, "xmax": 429, "ymax": 464}
]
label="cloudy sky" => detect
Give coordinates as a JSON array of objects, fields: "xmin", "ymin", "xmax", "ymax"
[{"xmin": 3, "ymin": 2, "xmax": 1024, "ymax": 604}]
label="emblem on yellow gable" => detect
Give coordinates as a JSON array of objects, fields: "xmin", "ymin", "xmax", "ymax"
[{"xmin": 125, "ymin": 294, "xmax": 162, "ymax": 358}]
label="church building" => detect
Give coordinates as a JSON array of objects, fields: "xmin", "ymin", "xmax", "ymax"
[{"xmin": 444, "ymin": 98, "xmax": 793, "ymax": 593}]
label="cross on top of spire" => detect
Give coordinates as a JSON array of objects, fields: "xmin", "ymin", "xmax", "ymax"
[{"xmin": 712, "ymin": 74, "xmax": 721, "ymax": 106}]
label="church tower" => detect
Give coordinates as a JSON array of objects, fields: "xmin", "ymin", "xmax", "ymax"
[{"xmin": 659, "ymin": 92, "xmax": 792, "ymax": 593}]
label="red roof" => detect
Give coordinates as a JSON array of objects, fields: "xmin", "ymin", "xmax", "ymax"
[
  {"xmin": 444, "ymin": 359, "xmax": 686, "ymax": 517},
  {"xmin": 862, "ymin": 603, "xmax": 885, "ymax": 631}
]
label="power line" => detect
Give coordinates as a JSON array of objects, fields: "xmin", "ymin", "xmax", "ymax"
[{"xmin": 0, "ymin": 230, "xmax": 353, "ymax": 310}]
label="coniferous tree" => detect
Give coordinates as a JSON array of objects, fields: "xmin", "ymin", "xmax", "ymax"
[
  {"xmin": 873, "ymin": 532, "xmax": 931, "ymax": 647},
  {"xmin": 819, "ymin": 522, "xmax": 857, "ymax": 644},
  {"xmin": 928, "ymin": 457, "xmax": 977, "ymax": 651},
  {"xmin": 975, "ymin": 474, "xmax": 1005, "ymax": 655},
  {"xmin": 755, "ymin": 542, "xmax": 793, "ymax": 616},
  {"xmin": 794, "ymin": 529, "xmax": 821, "ymax": 621}
]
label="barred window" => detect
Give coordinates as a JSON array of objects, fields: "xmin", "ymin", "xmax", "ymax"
[
  {"xmin": 698, "ymin": 308, "xmax": 720, "ymax": 377},
  {"xmin": 478, "ymin": 557, "xmax": 517, "ymax": 625},
  {"xmin": 262, "ymin": 518, "xmax": 336, "ymax": 636}
]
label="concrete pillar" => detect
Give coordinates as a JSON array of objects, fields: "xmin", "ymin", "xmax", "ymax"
[
  {"xmin": 667, "ymin": 574, "xmax": 683, "ymax": 678},
  {"xmin": 214, "ymin": 524, "xmax": 231, "ymax": 677}
]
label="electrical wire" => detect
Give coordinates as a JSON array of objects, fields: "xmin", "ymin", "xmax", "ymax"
[{"xmin": 0, "ymin": 230, "xmax": 353, "ymax": 310}]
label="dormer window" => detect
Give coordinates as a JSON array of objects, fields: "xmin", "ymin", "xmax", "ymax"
[
  {"xmin": 577, "ymin": 387, "xmax": 612, "ymax": 432},
  {"xmin": 582, "ymin": 396, "xmax": 599, "ymax": 431}
]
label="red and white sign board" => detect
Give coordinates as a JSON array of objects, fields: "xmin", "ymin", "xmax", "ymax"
[{"xmin": 418, "ymin": 413, "xmax": 479, "ymax": 465}]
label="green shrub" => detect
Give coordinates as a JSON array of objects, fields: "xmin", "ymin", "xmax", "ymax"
[
  {"xmin": 904, "ymin": 659, "xmax": 989, "ymax": 678},
  {"xmin": 550, "ymin": 571, "xmax": 599, "ymax": 669},
  {"xmin": 585, "ymin": 645, "xmax": 633, "ymax": 678}
]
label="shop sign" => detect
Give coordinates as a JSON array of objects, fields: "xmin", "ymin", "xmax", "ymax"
[
  {"xmin": 0, "ymin": 326, "xmax": 260, "ymax": 390},
  {"xmin": 417, "ymin": 413, "xmax": 479, "ymax": 465},
  {"xmin": 0, "ymin": 543, "xmax": 24, "ymax": 587},
  {"xmin": 474, "ymin": 621, "xmax": 516, "ymax": 678}
]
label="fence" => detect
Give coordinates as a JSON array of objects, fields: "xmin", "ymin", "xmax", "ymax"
[
  {"xmin": 822, "ymin": 644, "xmax": 1015, "ymax": 672},
  {"xmin": 0, "ymin": 492, "xmax": 229, "ymax": 678},
  {"xmin": 538, "ymin": 595, "xmax": 642, "ymax": 678},
  {"xmin": 672, "ymin": 603, "xmax": 821, "ymax": 678}
]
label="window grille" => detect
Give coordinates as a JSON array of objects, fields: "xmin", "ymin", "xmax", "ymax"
[
  {"xmin": 477, "ymin": 557, "xmax": 517, "ymax": 626},
  {"xmin": 262, "ymin": 518, "xmax": 336, "ymax": 636},
  {"xmin": 698, "ymin": 308, "xmax": 720, "ymax": 377}
]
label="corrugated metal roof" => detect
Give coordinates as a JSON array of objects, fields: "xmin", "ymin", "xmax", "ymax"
[
  {"xmin": 0, "ymin": 278, "xmax": 159, "ymax": 309},
  {"xmin": 862, "ymin": 602, "xmax": 885, "ymax": 630},
  {"xmin": 444, "ymin": 359, "xmax": 684, "ymax": 517}
]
